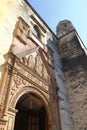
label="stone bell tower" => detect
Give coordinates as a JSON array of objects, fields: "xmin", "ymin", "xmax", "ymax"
[{"xmin": 56, "ymin": 20, "xmax": 87, "ymax": 130}]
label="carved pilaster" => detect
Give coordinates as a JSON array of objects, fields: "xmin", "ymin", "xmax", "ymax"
[{"xmin": 0, "ymin": 53, "xmax": 15, "ymax": 117}]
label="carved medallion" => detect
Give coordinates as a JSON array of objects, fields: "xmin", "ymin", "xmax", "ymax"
[{"xmin": 14, "ymin": 75, "xmax": 22, "ymax": 85}]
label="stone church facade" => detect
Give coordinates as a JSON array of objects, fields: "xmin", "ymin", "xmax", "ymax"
[{"xmin": 0, "ymin": 1, "xmax": 87, "ymax": 130}]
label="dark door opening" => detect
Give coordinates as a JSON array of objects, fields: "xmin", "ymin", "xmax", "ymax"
[{"xmin": 14, "ymin": 93, "xmax": 48, "ymax": 130}]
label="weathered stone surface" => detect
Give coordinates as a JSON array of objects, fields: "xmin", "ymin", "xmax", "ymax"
[
  {"xmin": 57, "ymin": 20, "xmax": 87, "ymax": 130},
  {"xmin": 47, "ymin": 38, "xmax": 74, "ymax": 130}
]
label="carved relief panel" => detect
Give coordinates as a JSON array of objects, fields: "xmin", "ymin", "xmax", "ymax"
[{"xmin": 20, "ymin": 49, "xmax": 50, "ymax": 82}]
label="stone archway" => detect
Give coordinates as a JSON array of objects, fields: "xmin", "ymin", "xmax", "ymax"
[
  {"xmin": 9, "ymin": 86, "xmax": 53, "ymax": 130},
  {"xmin": 14, "ymin": 93, "xmax": 48, "ymax": 130}
]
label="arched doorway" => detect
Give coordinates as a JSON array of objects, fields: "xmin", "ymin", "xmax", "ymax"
[{"xmin": 14, "ymin": 93, "xmax": 48, "ymax": 130}]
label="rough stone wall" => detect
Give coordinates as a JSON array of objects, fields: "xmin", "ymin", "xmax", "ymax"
[
  {"xmin": 63, "ymin": 55, "xmax": 87, "ymax": 130},
  {"xmin": 54, "ymin": 49, "xmax": 74, "ymax": 130},
  {"xmin": 57, "ymin": 20, "xmax": 87, "ymax": 130},
  {"xmin": 47, "ymin": 35, "xmax": 74, "ymax": 130}
]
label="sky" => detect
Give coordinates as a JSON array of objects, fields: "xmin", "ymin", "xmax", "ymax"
[{"xmin": 28, "ymin": 0, "xmax": 87, "ymax": 48}]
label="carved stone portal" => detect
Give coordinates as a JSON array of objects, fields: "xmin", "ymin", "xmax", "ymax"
[{"xmin": 0, "ymin": 18, "xmax": 59, "ymax": 130}]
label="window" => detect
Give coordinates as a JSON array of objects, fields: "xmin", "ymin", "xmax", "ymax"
[{"xmin": 33, "ymin": 25, "xmax": 41, "ymax": 39}]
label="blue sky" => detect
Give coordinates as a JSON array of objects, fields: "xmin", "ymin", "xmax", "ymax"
[{"xmin": 28, "ymin": 0, "xmax": 87, "ymax": 47}]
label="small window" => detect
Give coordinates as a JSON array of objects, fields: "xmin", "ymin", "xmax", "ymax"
[{"xmin": 33, "ymin": 25, "xmax": 41, "ymax": 39}]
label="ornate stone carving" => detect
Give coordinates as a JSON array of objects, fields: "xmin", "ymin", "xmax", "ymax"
[
  {"xmin": 22, "ymin": 79, "xmax": 28, "ymax": 85},
  {"xmin": 21, "ymin": 56, "xmax": 28, "ymax": 65},
  {"xmin": 27, "ymin": 73, "xmax": 49, "ymax": 91},
  {"xmin": 11, "ymin": 79, "xmax": 30, "ymax": 96},
  {"xmin": 0, "ymin": 65, "xmax": 13, "ymax": 117},
  {"xmin": 35, "ymin": 55, "xmax": 43, "ymax": 76},
  {"xmin": 0, "ymin": 104, "xmax": 4, "ymax": 117},
  {"xmin": 16, "ymin": 46, "xmax": 51, "ymax": 83},
  {"xmin": 27, "ymin": 55, "xmax": 35, "ymax": 69},
  {"xmin": 15, "ymin": 18, "xmax": 30, "ymax": 43},
  {"xmin": 11, "ymin": 83, "xmax": 17, "ymax": 95},
  {"xmin": 13, "ymin": 51, "xmax": 51, "ymax": 91},
  {"xmin": 14, "ymin": 75, "xmax": 22, "ymax": 85},
  {"xmin": 0, "ymin": 16, "xmax": 59, "ymax": 130}
]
